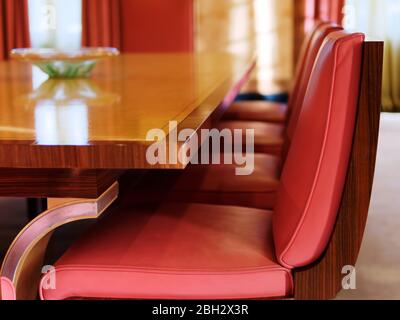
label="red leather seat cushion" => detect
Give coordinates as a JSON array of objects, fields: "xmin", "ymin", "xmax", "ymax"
[
  {"xmin": 1, "ymin": 277, "xmax": 16, "ymax": 300},
  {"xmin": 40, "ymin": 203, "xmax": 292, "ymax": 300},
  {"xmin": 171, "ymin": 154, "xmax": 280, "ymax": 210},
  {"xmin": 217, "ymin": 121, "xmax": 285, "ymax": 156},
  {"xmin": 223, "ymin": 101, "xmax": 288, "ymax": 123}
]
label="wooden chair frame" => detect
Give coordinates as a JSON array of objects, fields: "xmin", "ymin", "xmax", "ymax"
[
  {"xmin": 293, "ymin": 40, "xmax": 384, "ymax": 300},
  {"xmin": 0, "ymin": 183, "xmax": 118, "ymax": 300}
]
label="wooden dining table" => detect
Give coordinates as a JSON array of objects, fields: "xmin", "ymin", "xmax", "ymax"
[{"xmin": 0, "ymin": 52, "xmax": 255, "ymax": 299}]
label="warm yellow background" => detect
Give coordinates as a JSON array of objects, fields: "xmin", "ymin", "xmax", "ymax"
[{"xmin": 195, "ymin": 0, "xmax": 294, "ymax": 94}]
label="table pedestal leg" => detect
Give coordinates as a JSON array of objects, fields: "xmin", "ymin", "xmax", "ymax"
[{"xmin": 0, "ymin": 182, "xmax": 118, "ymax": 300}]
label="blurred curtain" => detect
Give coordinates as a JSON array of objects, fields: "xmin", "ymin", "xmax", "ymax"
[
  {"xmin": 294, "ymin": 0, "xmax": 345, "ymax": 64},
  {"xmin": 195, "ymin": 0, "xmax": 294, "ymax": 94},
  {"xmin": 344, "ymin": 0, "xmax": 400, "ymax": 111},
  {"xmin": 0, "ymin": 0, "xmax": 30, "ymax": 60},
  {"xmin": 82, "ymin": 0, "xmax": 122, "ymax": 48}
]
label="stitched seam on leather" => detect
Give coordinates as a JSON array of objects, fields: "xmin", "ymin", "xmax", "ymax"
[
  {"xmin": 279, "ymin": 39, "xmax": 339, "ymax": 268},
  {"xmin": 280, "ymin": 33, "xmax": 362, "ymax": 268},
  {"xmin": 41, "ymin": 272, "xmax": 293, "ymax": 300},
  {"xmin": 40, "ymin": 268, "xmax": 293, "ymax": 299},
  {"xmin": 51, "ymin": 265, "xmax": 289, "ymax": 275}
]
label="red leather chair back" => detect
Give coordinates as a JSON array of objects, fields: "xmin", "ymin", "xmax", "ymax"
[
  {"xmin": 283, "ymin": 23, "xmax": 343, "ymax": 159},
  {"xmin": 273, "ymin": 31, "xmax": 364, "ymax": 269},
  {"xmin": 121, "ymin": 0, "xmax": 194, "ymax": 52},
  {"xmin": 287, "ymin": 21, "xmax": 324, "ymax": 113}
]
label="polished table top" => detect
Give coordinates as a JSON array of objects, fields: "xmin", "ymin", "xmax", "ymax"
[
  {"xmin": 0, "ymin": 53, "xmax": 255, "ymax": 294},
  {"xmin": 0, "ymin": 53, "xmax": 254, "ymax": 169}
]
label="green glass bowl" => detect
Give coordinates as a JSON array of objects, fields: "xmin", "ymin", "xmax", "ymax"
[
  {"xmin": 34, "ymin": 60, "xmax": 97, "ymax": 78},
  {"xmin": 10, "ymin": 48, "xmax": 119, "ymax": 78}
]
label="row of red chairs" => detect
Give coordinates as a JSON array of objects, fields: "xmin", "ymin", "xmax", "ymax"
[{"xmin": 32, "ymin": 24, "xmax": 382, "ymax": 300}]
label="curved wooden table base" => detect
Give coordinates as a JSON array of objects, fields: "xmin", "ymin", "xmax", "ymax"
[{"xmin": 0, "ymin": 182, "xmax": 118, "ymax": 300}]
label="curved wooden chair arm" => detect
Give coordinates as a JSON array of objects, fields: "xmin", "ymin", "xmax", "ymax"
[{"xmin": 1, "ymin": 182, "xmax": 118, "ymax": 300}]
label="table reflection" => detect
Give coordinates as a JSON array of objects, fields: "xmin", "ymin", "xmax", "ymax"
[
  {"xmin": 2, "ymin": 53, "xmax": 250, "ymax": 145},
  {"xmin": 35, "ymin": 100, "xmax": 88, "ymax": 145},
  {"xmin": 17, "ymin": 78, "xmax": 120, "ymax": 145}
]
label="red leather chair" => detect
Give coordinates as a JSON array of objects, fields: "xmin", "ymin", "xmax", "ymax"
[
  {"xmin": 169, "ymin": 23, "xmax": 343, "ymax": 210},
  {"xmin": 222, "ymin": 21, "xmax": 324, "ymax": 124},
  {"xmin": 40, "ymin": 31, "xmax": 367, "ymax": 300},
  {"xmin": 1, "ymin": 277, "xmax": 16, "ymax": 300},
  {"xmin": 217, "ymin": 23, "xmax": 343, "ymax": 156}
]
